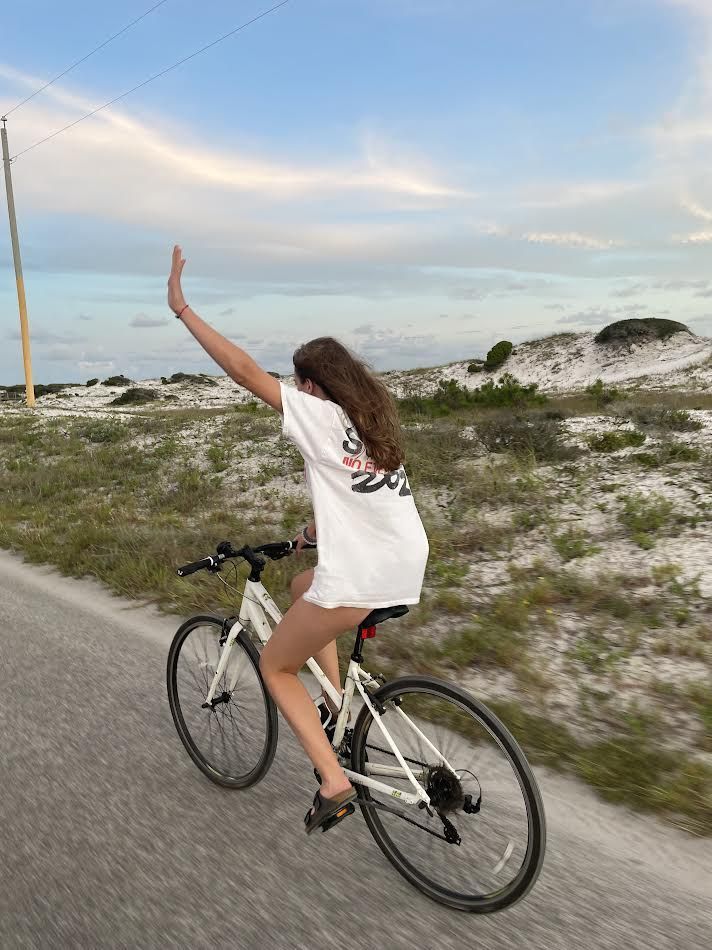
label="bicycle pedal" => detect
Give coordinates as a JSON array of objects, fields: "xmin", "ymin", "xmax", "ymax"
[{"xmin": 321, "ymin": 802, "xmax": 355, "ymax": 832}]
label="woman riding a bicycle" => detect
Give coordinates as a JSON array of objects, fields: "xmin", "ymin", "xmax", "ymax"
[{"xmin": 167, "ymin": 246, "xmax": 429, "ymax": 834}]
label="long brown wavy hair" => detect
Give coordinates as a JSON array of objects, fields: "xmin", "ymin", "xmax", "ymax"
[{"xmin": 292, "ymin": 337, "xmax": 404, "ymax": 472}]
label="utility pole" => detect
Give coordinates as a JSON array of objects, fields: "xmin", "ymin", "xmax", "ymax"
[{"xmin": 1, "ymin": 117, "xmax": 35, "ymax": 408}]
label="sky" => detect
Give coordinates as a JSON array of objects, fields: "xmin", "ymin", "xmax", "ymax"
[{"xmin": 2, "ymin": 0, "xmax": 712, "ymax": 383}]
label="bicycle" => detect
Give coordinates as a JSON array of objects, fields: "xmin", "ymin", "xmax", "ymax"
[{"xmin": 166, "ymin": 538, "xmax": 546, "ymax": 913}]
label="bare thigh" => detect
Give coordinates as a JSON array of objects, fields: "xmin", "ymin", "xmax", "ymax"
[
  {"xmin": 290, "ymin": 568, "xmax": 314, "ymax": 603},
  {"xmin": 260, "ymin": 596, "xmax": 370, "ymax": 677}
]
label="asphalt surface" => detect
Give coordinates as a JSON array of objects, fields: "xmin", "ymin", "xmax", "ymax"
[{"xmin": 1, "ymin": 549, "xmax": 711, "ymax": 950}]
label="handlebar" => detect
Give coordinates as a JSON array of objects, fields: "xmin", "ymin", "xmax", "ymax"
[{"xmin": 176, "ymin": 537, "xmax": 316, "ymax": 578}]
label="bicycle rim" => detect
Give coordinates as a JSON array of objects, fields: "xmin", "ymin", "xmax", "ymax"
[{"xmin": 351, "ymin": 675, "xmax": 546, "ymax": 912}]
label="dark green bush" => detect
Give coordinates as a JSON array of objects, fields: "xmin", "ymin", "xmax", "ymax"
[
  {"xmin": 588, "ymin": 430, "xmax": 646, "ymax": 452},
  {"xmin": 161, "ymin": 373, "xmax": 217, "ymax": 386},
  {"xmin": 110, "ymin": 388, "xmax": 160, "ymax": 406},
  {"xmin": 467, "ymin": 360, "xmax": 485, "ymax": 373},
  {"xmin": 471, "ymin": 375, "xmax": 546, "ymax": 408},
  {"xmin": 476, "ymin": 412, "xmax": 579, "ymax": 462},
  {"xmin": 86, "ymin": 378, "xmax": 99, "ymax": 387},
  {"xmin": 586, "ymin": 378, "xmax": 622, "ymax": 406},
  {"xmin": 595, "ymin": 318, "xmax": 690, "ymax": 345},
  {"xmin": 399, "ymin": 375, "xmax": 545, "ymax": 417},
  {"xmin": 36, "ymin": 384, "xmax": 71, "ymax": 397},
  {"xmin": 627, "ymin": 405, "xmax": 703, "ymax": 432},
  {"xmin": 485, "ymin": 340, "xmax": 513, "ymax": 370},
  {"xmin": 629, "ymin": 452, "xmax": 659, "ymax": 469},
  {"xmin": 2, "ymin": 383, "xmax": 70, "ymax": 397},
  {"xmin": 661, "ymin": 442, "xmax": 702, "ymax": 463},
  {"xmin": 102, "ymin": 375, "xmax": 132, "ymax": 387}
]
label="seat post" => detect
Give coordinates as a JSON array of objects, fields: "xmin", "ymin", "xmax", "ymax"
[{"xmin": 351, "ymin": 627, "xmax": 365, "ymax": 663}]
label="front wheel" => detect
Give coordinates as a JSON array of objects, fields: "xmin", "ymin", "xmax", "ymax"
[
  {"xmin": 167, "ymin": 614, "xmax": 278, "ymax": 788},
  {"xmin": 350, "ymin": 675, "xmax": 546, "ymax": 913}
]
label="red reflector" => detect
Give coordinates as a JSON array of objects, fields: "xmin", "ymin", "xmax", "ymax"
[{"xmin": 361, "ymin": 626, "xmax": 377, "ymax": 639}]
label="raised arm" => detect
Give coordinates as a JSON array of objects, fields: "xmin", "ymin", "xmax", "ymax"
[{"xmin": 167, "ymin": 245, "xmax": 282, "ymax": 412}]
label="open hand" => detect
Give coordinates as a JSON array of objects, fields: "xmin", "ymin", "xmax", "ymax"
[{"xmin": 168, "ymin": 245, "xmax": 187, "ymax": 314}]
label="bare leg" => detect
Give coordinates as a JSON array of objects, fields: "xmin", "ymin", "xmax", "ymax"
[
  {"xmin": 290, "ymin": 570, "xmax": 340, "ymax": 714},
  {"xmin": 259, "ymin": 596, "xmax": 370, "ymax": 799}
]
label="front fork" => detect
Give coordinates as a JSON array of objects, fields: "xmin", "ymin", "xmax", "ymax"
[{"xmin": 202, "ymin": 619, "xmax": 248, "ymax": 708}]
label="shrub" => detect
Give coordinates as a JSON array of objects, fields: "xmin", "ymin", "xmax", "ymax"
[
  {"xmin": 472, "ymin": 375, "xmax": 546, "ymax": 408},
  {"xmin": 618, "ymin": 493, "xmax": 675, "ymax": 548},
  {"xmin": 552, "ymin": 527, "xmax": 601, "ymax": 561},
  {"xmin": 629, "ymin": 452, "xmax": 659, "ymax": 469},
  {"xmin": 467, "ymin": 360, "xmax": 485, "ymax": 373},
  {"xmin": 627, "ymin": 405, "xmax": 703, "ymax": 432},
  {"xmin": 86, "ymin": 378, "xmax": 99, "ymax": 387},
  {"xmin": 161, "ymin": 373, "xmax": 217, "ymax": 386},
  {"xmin": 585, "ymin": 378, "xmax": 621, "ymax": 406},
  {"xmin": 485, "ymin": 340, "xmax": 513, "ymax": 370},
  {"xmin": 34, "ymin": 384, "xmax": 71, "ymax": 397},
  {"xmin": 399, "ymin": 375, "xmax": 545, "ymax": 417},
  {"xmin": 110, "ymin": 388, "xmax": 160, "ymax": 406},
  {"xmin": 102, "ymin": 375, "xmax": 132, "ymax": 387},
  {"xmin": 2, "ymin": 382, "xmax": 70, "ymax": 397},
  {"xmin": 595, "ymin": 318, "xmax": 690, "ymax": 345},
  {"xmin": 661, "ymin": 442, "xmax": 702, "ymax": 464},
  {"xmin": 476, "ymin": 412, "xmax": 579, "ymax": 462},
  {"xmin": 629, "ymin": 442, "xmax": 701, "ymax": 468},
  {"xmin": 76, "ymin": 420, "xmax": 128, "ymax": 443},
  {"xmin": 588, "ymin": 430, "xmax": 646, "ymax": 452},
  {"xmin": 404, "ymin": 425, "xmax": 478, "ymax": 488}
]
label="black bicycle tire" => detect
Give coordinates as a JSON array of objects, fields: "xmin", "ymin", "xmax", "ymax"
[
  {"xmin": 167, "ymin": 614, "xmax": 278, "ymax": 789},
  {"xmin": 350, "ymin": 674, "xmax": 546, "ymax": 913}
]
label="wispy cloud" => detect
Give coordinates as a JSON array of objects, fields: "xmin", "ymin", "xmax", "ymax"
[
  {"xmin": 129, "ymin": 313, "xmax": 171, "ymax": 328},
  {"xmin": 0, "ymin": 64, "xmax": 464, "ymax": 202},
  {"xmin": 5, "ymin": 327, "xmax": 87, "ymax": 344},
  {"xmin": 524, "ymin": 231, "xmax": 626, "ymax": 250}
]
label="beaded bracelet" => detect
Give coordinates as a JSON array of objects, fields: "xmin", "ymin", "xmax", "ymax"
[{"xmin": 174, "ymin": 304, "xmax": 190, "ymax": 319}]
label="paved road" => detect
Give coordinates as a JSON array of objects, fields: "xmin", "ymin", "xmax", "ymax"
[{"xmin": 1, "ymin": 549, "xmax": 710, "ymax": 950}]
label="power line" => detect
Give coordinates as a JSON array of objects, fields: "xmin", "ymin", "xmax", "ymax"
[
  {"xmin": 11, "ymin": 0, "xmax": 292, "ymax": 161},
  {"xmin": 3, "ymin": 1, "xmax": 172, "ymax": 119}
]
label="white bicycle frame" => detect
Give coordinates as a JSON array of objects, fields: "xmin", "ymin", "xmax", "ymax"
[{"xmin": 203, "ymin": 577, "xmax": 460, "ymax": 809}]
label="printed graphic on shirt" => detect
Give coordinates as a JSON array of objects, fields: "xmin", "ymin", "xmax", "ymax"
[{"xmin": 341, "ymin": 425, "xmax": 412, "ymax": 497}]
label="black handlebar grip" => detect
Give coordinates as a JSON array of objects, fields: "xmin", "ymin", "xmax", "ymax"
[{"xmin": 176, "ymin": 556, "xmax": 215, "ymax": 577}]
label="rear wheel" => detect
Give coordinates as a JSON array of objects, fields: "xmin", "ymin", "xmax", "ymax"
[
  {"xmin": 167, "ymin": 614, "xmax": 278, "ymax": 788},
  {"xmin": 351, "ymin": 675, "xmax": 546, "ymax": 913}
]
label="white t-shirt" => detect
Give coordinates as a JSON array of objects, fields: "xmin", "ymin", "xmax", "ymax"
[{"xmin": 280, "ymin": 381, "xmax": 429, "ymax": 609}]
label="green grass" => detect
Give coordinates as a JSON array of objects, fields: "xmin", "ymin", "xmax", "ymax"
[
  {"xmin": 404, "ymin": 425, "xmax": 478, "ymax": 489},
  {"xmin": 617, "ymin": 492, "xmax": 680, "ymax": 548},
  {"xmin": 551, "ymin": 526, "xmax": 601, "ymax": 561},
  {"xmin": 452, "ymin": 457, "xmax": 550, "ymax": 513},
  {"xmin": 487, "ymin": 700, "xmax": 712, "ymax": 835}
]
